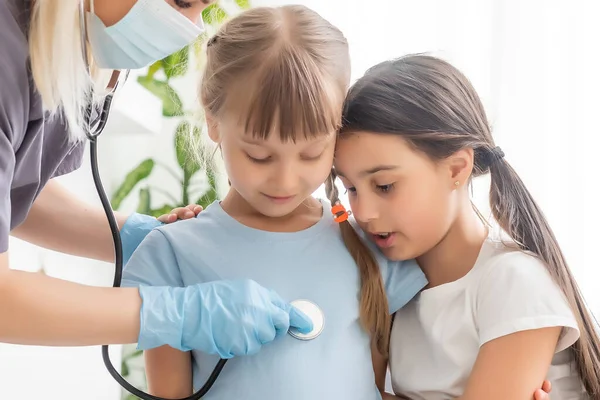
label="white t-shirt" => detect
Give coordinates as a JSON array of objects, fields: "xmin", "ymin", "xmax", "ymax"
[{"xmin": 388, "ymin": 237, "xmax": 588, "ymax": 400}]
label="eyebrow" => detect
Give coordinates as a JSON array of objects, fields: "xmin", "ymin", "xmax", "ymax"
[{"xmin": 335, "ymin": 165, "xmax": 400, "ymax": 178}]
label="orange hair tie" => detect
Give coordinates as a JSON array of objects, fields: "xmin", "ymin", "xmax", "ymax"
[{"xmin": 331, "ymin": 203, "xmax": 350, "ymax": 223}]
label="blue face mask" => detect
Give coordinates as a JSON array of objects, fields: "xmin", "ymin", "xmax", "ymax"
[{"xmin": 86, "ymin": 0, "xmax": 205, "ymax": 70}]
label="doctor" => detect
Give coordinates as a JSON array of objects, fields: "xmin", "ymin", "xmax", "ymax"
[{"xmin": 0, "ymin": 0, "xmax": 311, "ymax": 358}]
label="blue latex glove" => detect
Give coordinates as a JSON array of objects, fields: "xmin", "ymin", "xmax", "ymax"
[
  {"xmin": 137, "ymin": 279, "xmax": 314, "ymax": 358},
  {"xmin": 120, "ymin": 213, "xmax": 162, "ymax": 265}
]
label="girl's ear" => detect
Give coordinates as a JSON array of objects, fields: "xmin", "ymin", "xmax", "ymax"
[
  {"xmin": 206, "ymin": 113, "xmax": 220, "ymax": 144},
  {"xmin": 445, "ymin": 147, "xmax": 474, "ymax": 188}
]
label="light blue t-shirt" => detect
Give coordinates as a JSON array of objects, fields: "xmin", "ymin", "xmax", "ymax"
[{"xmin": 122, "ymin": 199, "xmax": 427, "ymax": 400}]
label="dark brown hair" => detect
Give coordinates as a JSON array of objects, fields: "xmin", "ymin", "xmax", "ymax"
[{"xmin": 339, "ymin": 53, "xmax": 600, "ymax": 396}]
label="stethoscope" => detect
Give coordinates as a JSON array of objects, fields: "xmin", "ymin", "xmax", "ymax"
[
  {"xmin": 84, "ymin": 85, "xmax": 228, "ymax": 400},
  {"xmin": 78, "ymin": 3, "xmax": 325, "ymax": 399}
]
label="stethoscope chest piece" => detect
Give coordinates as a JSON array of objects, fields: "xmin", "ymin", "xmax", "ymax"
[{"xmin": 288, "ymin": 299, "xmax": 325, "ymax": 341}]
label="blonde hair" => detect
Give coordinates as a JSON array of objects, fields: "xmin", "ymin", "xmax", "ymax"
[
  {"xmin": 200, "ymin": 5, "xmax": 392, "ymax": 356},
  {"xmin": 200, "ymin": 5, "xmax": 350, "ymax": 140},
  {"xmin": 325, "ymin": 174, "xmax": 392, "ymax": 356},
  {"xmin": 28, "ymin": 0, "xmax": 110, "ymax": 141}
]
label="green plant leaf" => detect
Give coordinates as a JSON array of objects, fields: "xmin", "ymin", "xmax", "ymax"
[
  {"xmin": 124, "ymin": 349, "xmax": 143, "ymax": 360},
  {"xmin": 125, "ymin": 395, "xmax": 140, "ymax": 400},
  {"xmin": 145, "ymin": 60, "xmax": 162, "ymax": 80},
  {"xmin": 174, "ymin": 121, "xmax": 202, "ymax": 178},
  {"xmin": 162, "ymin": 46, "xmax": 189, "ymax": 80},
  {"xmin": 121, "ymin": 360, "xmax": 129, "ymax": 377},
  {"xmin": 136, "ymin": 188, "xmax": 151, "ymax": 215},
  {"xmin": 202, "ymin": 3, "xmax": 228, "ymax": 25},
  {"xmin": 111, "ymin": 159, "xmax": 155, "ymax": 210},
  {"xmin": 235, "ymin": 0, "xmax": 251, "ymax": 9},
  {"xmin": 136, "ymin": 76, "xmax": 184, "ymax": 117}
]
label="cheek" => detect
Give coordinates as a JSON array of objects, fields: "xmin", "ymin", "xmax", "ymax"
[
  {"xmin": 392, "ymin": 175, "xmax": 454, "ymax": 239},
  {"xmin": 306, "ymin": 151, "xmax": 334, "ymax": 188},
  {"xmin": 221, "ymin": 147, "xmax": 260, "ymax": 187}
]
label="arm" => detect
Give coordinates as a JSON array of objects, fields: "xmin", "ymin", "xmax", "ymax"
[
  {"xmin": 371, "ymin": 328, "xmax": 554, "ymax": 400},
  {"xmin": 11, "ymin": 179, "xmax": 129, "ymax": 263},
  {"xmin": 372, "ymin": 329, "xmax": 553, "ymax": 400},
  {"xmin": 0, "ymin": 112, "xmax": 142, "ymax": 344},
  {"xmin": 0, "ymin": 251, "xmax": 142, "ymax": 345},
  {"xmin": 458, "ymin": 253, "xmax": 580, "ymax": 400},
  {"xmin": 459, "ymin": 327, "xmax": 560, "ymax": 400},
  {"xmin": 0, "ymin": 246, "xmax": 309, "ymax": 352},
  {"xmin": 11, "ymin": 180, "xmax": 202, "ymax": 263},
  {"xmin": 145, "ymin": 346, "xmax": 193, "ymax": 399}
]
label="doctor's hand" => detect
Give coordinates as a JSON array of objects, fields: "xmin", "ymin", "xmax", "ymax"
[
  {"xmin": 120, "ymin": 205, "xmax": 202, "ymax": 265},
  {"xmin": 157, "ymin": 204, "xmax": 203, "ymax": 223},
  {"xmin": 137, "ymin": 279, "xmax": 314, "ymax": 358},
  {"xmin": 534, "ymin": 380, "xmax": 552, "ymax": 400}
]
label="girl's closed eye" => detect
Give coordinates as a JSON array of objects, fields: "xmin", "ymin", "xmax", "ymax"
[
  {"xmin": 301, "ymin": 151, "xmax": 325, "ymax": 161},
  {"xmin": 246, "ymin": 153, "xmax": 271, "ymax": 163}
]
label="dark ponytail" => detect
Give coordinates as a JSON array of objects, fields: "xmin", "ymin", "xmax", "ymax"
[
  {"xmin": 325, "ymin": 170, "xmax": 391, "ymax": 356},
  {"xmin": 339, "ymin": 53, "xmax": 600, "ymax": 397},
  {"xmin": 488, "ymin": 156, "xmax": 600, "ymax": 396}
]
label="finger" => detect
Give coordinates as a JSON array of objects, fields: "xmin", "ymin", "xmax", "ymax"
[
  {"xmin": 167, "ymin": 207, "xmax": 184, "ymax": 217},
  {"xmin": 288, "ymin": 306, "xmax": 313, "ymax": 334},
  {"xmin": 174, "ymin": 208, "xmax": 195, "ymax": 219},
  {"xmin": 269, "ymin": 306, "xmax": 290, "ymax": 338},
  {"xmin": 157, "ymin": 213, "xmax": 177, "ymax": 223},
  {"xmin": 267, "ymin": 290, "xmax": 314, "ymax": 334},
  {"xmin": 533, "ymin": 389, "xmax": 548, "ymax": 400},
  {"xmin": 267, "ymin": 289, "xmax": 288, "ymax": 310},
  {"xmin": 542, "ymin": 380, "xmax": 551, "ymax": 393},
  {"xmin": 186, "ymin": 204, "xmax": 203, "ymax": 215},
  {"xmin": 186, "ymin": 204, "xmax": 198, "ymax": 212}
]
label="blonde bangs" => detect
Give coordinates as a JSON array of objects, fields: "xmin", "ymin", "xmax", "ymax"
[{"xmin": 223, "ymin": 44, "xmax": 345, "ymax": 142}]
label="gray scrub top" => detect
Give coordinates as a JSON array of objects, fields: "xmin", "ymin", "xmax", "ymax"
[{"xmin": 0, "ymin": 0, "xmax": 86, "ymax": 252}]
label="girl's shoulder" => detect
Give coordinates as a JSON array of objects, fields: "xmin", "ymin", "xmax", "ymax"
[
  {"xmin": 471, "ymin": 237, "xmax": 580, "ymax": 352},
  {"xmin": 473, "ymin": 237, "xmax": 550, "ymax": 284}
]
